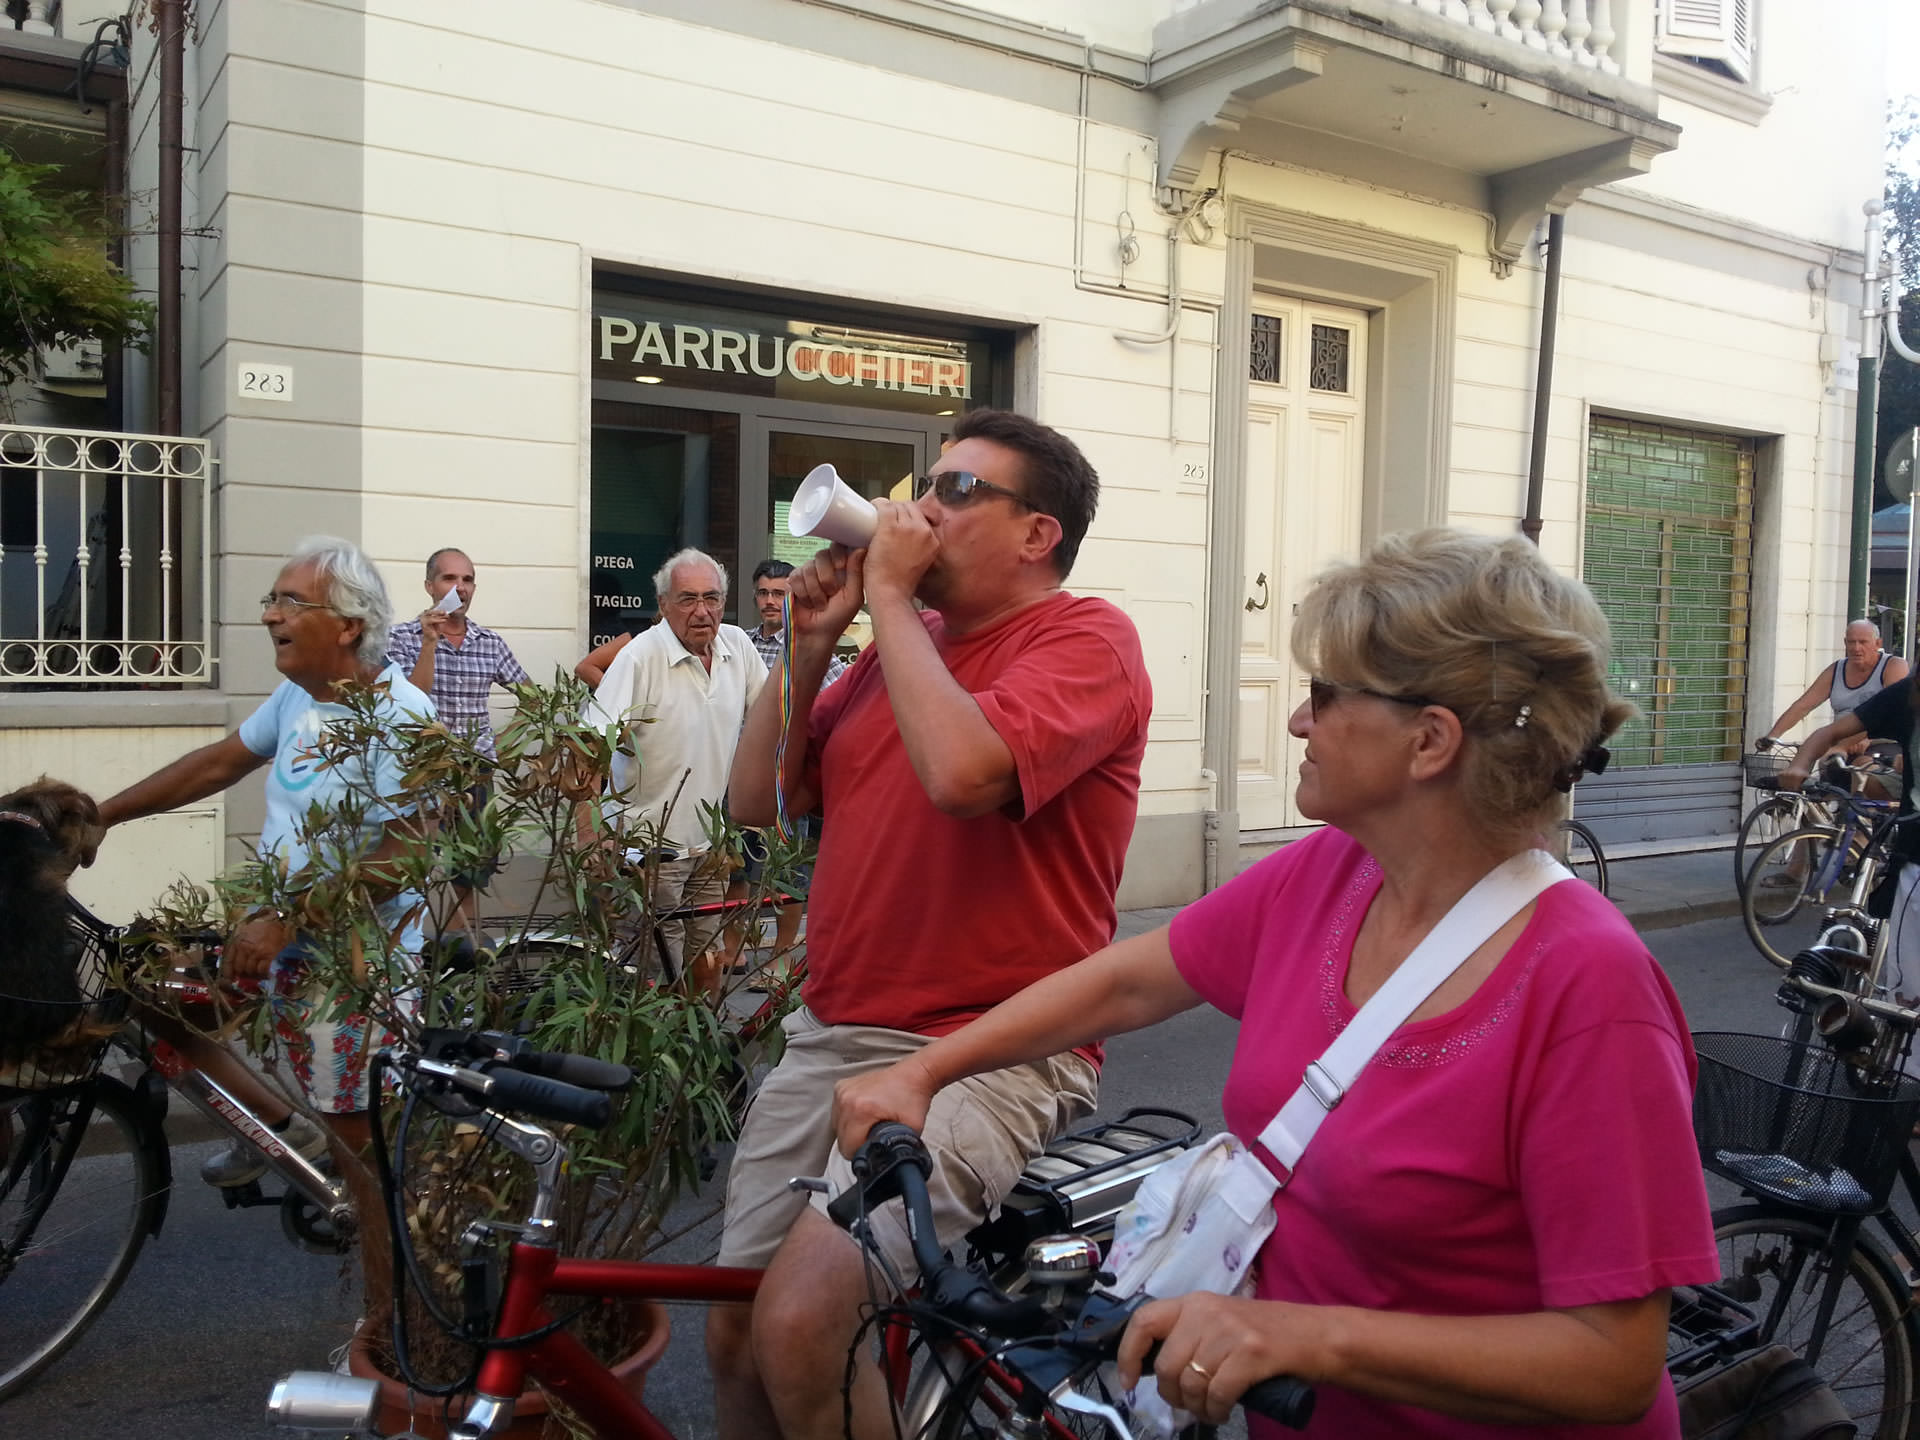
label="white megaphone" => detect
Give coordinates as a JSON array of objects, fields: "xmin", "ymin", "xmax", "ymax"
[{"xmin": 787, "ymin": 463, "xmax": 877, "ymax": 548}]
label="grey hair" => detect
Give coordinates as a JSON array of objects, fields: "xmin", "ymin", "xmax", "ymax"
[
  {"xmin": 288, "ymin": 535, "xmax": 394, "ymax": 664},
  {"xmin": 653, "ymin": 548, "xmax": 728, "ymax": 607},
  {"xmin": 425, "ymin": 547, "xmax": 470, "ymax": 582},
  {"xmin": 1848, "ymin": 618, "xmax": 1881, "ymax": 639}
]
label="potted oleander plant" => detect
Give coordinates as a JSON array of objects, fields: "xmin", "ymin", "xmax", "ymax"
[{"xmin": 128, "ymin": 673, "xmax": 809, "ymax": 1438}]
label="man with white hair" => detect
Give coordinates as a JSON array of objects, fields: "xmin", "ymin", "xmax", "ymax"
[
  {"xmin": 96, "ymin": 535, "xmax": 432, "ymax": 1318},
  {"xmin": 1759, "ymin": 618, "xmax": 1909, "ymax": 754},
  {"xmin": 585, "ymin": 547, "xmax": 767, "ymax": 987}
]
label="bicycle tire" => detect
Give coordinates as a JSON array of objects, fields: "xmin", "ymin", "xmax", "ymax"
[
  {"xmin": 1713, "ymin": 1205, "xmax": 1918, "ymax": 1440},
  {"xmin": 1740, "ymin": 825, "xmax": 1854, "ymax": 969},
  {"xmin": 1734, "ymin": 795, "xmax": 1804, "ymax": 897},
  {"xmin": 1557, "ymin": 819, "xmax": 1609, "ymax": 898},
  {"xmin": 0, "ymin": 1075, "xmax": 165, "ymax": 1400}
]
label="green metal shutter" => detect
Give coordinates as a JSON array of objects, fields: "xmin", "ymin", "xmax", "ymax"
[{"xmin": 1578, "ymin": 418, "xmax": 1753, "ymax": 845}]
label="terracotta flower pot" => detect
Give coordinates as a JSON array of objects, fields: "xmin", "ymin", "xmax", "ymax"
[{"xmin": 348, "ymin": 1300, "xmax": 671, "ymax": 1439}]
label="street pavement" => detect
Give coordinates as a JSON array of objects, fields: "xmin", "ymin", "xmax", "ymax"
[{"xmin": 4, "ymin": 847, "xmax": 1778, "ymax": 1440}]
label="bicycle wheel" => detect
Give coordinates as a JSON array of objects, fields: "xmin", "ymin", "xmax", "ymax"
[
  {"xmin": 1558, "ymin": 819, "xmax": 1608, "ymax": 898},
  {"xmin": 1714, "ymin": 1206, "xmax": 1918, "ymax": 1440},
  {"xmin": 0, "ymin": 1076, "xmax": 164, "ymax": 1399},
  {"xmin": 1734, "ymin": 795, "xmax": 1804, "ymax": 896},
  {"xmin": 1741, "ymin": 825, "xmax": 1851, "ymax": 968}
]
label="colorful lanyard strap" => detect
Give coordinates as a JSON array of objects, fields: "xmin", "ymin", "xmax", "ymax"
[{"xmin": 772, "ymin": 591, "xmax": 797, "ymax": 844}]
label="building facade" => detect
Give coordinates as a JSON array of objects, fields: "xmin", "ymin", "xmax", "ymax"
[{"xmin": 0, "ymin": 0, "xmax": 1888, "ymax": 916}]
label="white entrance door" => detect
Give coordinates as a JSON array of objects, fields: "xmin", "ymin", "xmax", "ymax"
[{"xmin": 1238, "ymin": 297, "xmax": 1368, "ymax": 833}]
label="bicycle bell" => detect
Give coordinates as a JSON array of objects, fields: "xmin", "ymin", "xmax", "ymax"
[{"xmin": 1025, "ymin": 1235, "xmax": 1101, "ymax": 1291}]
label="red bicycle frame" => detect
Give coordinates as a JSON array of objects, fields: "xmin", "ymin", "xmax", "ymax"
[
  {"xmin": 461, "ymin": 1245, "xmax": 1051, "ymax": 1440},
  {"xmin": 467, "ymin": 1246, "xmax": 762, "ymax": 1440}
]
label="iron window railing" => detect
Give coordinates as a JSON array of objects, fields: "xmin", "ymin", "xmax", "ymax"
[{"xmin": 0, "ymin": 424, "xmax": 214, "ymax": 685}]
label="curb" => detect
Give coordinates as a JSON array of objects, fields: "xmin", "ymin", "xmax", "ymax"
[{"xmin": 1623, "ymin": 898, "xmax": 1743, "ymax": 934}]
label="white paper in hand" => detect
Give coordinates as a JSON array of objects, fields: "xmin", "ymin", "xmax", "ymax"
[{"xmin": 432, "ymin": 588, "xmax": 463, "ymax": 615}]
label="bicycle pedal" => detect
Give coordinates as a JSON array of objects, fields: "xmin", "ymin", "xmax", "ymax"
[{"xmin": 221, "ymin": 1179, "xmax": 271, "ymax": 1210}]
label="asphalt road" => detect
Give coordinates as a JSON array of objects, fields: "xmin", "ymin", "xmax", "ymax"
[{"xmin": 2, "ymin": 914, "xmax": 1787, "ymax": 1440}]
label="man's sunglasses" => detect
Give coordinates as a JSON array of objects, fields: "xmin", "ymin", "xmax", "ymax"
[
  {"xmin": 1308, "ymin": 677, "xmax": 1445, "ymax": 717},
  {"xmin": 912, "ymin": 470, "xmax": 1042, "ymax": 514}
]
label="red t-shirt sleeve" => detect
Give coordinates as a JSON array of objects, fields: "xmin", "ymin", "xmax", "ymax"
[
  {"xmin": 1516, "ymin": 966, "xmax": 1720, "ymax": 1309},
  {"xmin": 968, "ymin": 611, "xmax": 1145, "ymax": 820}
]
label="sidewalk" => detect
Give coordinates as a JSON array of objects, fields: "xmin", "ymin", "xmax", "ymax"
[
  {"xmin": 1601, "ymin": 846, "xmax": 1741, "ymax": 933},
  {"xmin": 486, "ymin": 842, "xmax": 1743, "ymax": 944},
  {"xmin": 1116, "ymin": 843, "xmax": 1741, "ymax": 941}
]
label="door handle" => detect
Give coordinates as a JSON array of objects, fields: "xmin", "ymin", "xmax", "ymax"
[{"xmin": 1245, "ymin": 573, "xmax": 1269, "ymax": 612}]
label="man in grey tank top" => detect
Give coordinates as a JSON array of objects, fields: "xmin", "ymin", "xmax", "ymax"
[{"xmin": 1759, "ymin": 619, "xmax": 1910, "ymax": 754}]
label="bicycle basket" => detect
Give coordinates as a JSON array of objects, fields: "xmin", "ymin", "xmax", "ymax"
[
  {"xmin": 0, "ymin": 901, "xmax": 127, "ymax": 1091},
  {"xmin": 1692, "ymin": 1031, "xmax": 1920, "ymax": 1215},
  {"xmin": 1742, "ymin": 750, "xmax": 1793, "ymax": 785}
]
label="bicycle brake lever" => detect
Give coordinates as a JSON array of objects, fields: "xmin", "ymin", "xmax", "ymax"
[{"xmin": 1053, "ymin": 1388, "xmax": 1132, "ymax": 1438}]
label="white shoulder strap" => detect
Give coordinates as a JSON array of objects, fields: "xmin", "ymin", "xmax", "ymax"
[{"xmin": 1257, "ymin": 848, "xmax": 1571, "ymax": 1174}]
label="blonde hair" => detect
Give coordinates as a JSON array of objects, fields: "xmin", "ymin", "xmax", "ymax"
[{"xmin": 1291, "ymin": 528, "xmax": 1634, "ymax": 836}]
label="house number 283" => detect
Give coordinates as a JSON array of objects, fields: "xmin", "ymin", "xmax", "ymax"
[{"xmin": 237, "ymin": 362, "xmax": 294, "ymax": 402}]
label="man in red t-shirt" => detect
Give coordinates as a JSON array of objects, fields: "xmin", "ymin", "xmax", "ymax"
[{"xmin": 712, "ymin": 409, "xmax": 1151, "ymax": 1440}]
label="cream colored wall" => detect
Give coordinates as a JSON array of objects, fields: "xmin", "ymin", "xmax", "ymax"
[
  {"xmin": 1214, "ymin": 152, "xmax": 1847, "ymax": 751},
  {"xmin": 128, "ymin": 0, "xmax": 1866, "ymax": 897},
  {"xmin": 188, "ymin": 0, "xmax": 1226, "ymax": 855},
  {"xmin": 2, "ymin": 728, "xmax": 227, "ymax": 924},
  {"xmin": 949, "ymin": 0, "xmax": 1165, "ymax": 52},
  {"xmin": 1619, "ymin": 0, "xmax": 1887, "ymax": 251}
]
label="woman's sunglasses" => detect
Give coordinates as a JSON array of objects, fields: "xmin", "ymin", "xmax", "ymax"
[{"xmin": 1308, "ymin": 677, "xmax": 1446, "ymax": 717}]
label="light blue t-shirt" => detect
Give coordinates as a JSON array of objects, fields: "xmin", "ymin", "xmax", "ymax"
[{"xmin": 238, "ymin": 664, "xmax": 435, "ymax": 952}]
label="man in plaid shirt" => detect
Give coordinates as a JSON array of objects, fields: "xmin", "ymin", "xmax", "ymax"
[
  {"xmin": 749, "ymin": 559, "xmax": 847, "ymax": 686},
  {"xmin": 387, "ymin": 547, "xmax": 531, "ymax": 937}
]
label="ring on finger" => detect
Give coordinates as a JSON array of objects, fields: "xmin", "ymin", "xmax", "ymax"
[{"xmin": 1186, "ymin": 1360, "xmax": 1212, "ymax": 1381}]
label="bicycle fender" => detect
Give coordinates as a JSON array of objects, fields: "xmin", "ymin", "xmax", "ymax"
[{"xmin": 116, "ymin": 1071, "xmax": 174, "ymax": 1237}]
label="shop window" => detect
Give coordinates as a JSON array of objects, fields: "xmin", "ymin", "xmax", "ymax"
[{"xmin": 588, "ymin": 404, "xmax": 740, "ymax": 648}]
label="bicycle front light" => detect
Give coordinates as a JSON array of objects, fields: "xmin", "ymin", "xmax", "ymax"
[
  {"xmin": 267, "ymin": 1371, "xmax": 380, "ymax": 1433},
  {"xmin": 1816, "ymin": 994, "xmax": 1884, "ymax": 1054}
]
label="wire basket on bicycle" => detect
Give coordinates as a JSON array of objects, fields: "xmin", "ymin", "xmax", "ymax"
[
  {"xmin": 1693, "ymin": 1031, "xmax": 1920, "ymax": 1215},
  {"xmin": 1742, "ymin": 749, "xmax": 1795, "ymax": 786},
  {"xmin": 0, "ymin": 901, "xmax": 126, "ymax": 1092}
]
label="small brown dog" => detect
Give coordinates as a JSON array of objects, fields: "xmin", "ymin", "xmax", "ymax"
[{"xmin": 0, "ymin": 777, "xmax": 105, "ymax": 1067}]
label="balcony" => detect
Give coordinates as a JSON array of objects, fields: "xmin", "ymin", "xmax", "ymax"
[
  {"xmin": 0, "ymin": 425, "xmax": 215, "ymax": 686},
  {"xmin": 1151, "ymin": 0, "xmax": 1680, "ymax": 271}
]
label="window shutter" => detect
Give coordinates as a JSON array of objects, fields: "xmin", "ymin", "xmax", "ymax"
[{"xmin": 1656, "ymin": 0, "xmax": 1753, "ymax": 83}]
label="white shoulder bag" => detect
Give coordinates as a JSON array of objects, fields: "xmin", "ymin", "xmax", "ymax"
[{"xmin": 1104, "ymin": 850, "xmax": 1571, "ymax": 1434}]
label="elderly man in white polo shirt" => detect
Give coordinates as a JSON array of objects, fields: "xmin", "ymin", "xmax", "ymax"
[{"xmin": 586, "ymin": 548, "xmax": 768, "ymax": 988}]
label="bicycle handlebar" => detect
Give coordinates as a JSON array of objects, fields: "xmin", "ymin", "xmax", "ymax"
[
  {"xmin": 478, "ymin": 1067, "xmax": 611, "ymax": 1128},
  {"xmin": 393, "ymin": 1028, "xmax": 639, "ymax": 1129},
  {"xmin": 836, "ymin": 1122, "xmax": 1315, "ymax": 1430}
]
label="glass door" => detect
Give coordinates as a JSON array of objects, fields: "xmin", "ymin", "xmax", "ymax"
[{"xmin": 742, "ymin": 417, "xmax": 933, "ymax": 631}]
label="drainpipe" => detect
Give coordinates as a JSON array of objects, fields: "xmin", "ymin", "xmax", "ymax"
[
  {"xmin": 1853, "ymin": 202, "xmax": 1884, "ymax": 622},
  {"xmin": 103, "ymin": 89, "xmax": 126, "ymax": 430},
  {"xmin": 1850, "ymin": 203, "xmax": 1896, "ymax": 625},
  {"xmin": 1520, "ymin": 213, "xmax": 1565, "ymax": 546},
  {"xmin": 157, "ymin": 0, "xmax": 184, "ymax": 439}
]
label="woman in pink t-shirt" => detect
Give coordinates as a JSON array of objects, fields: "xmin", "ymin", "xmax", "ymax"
[{"xmin": 834, "ymin": 528, "xmax": 1720, "ymax": 1437}]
